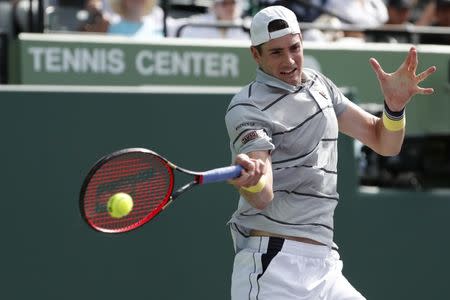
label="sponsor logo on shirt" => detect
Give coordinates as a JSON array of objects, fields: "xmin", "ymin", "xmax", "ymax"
[
  {"xmin": 319, "ymin": 90, "xmax": 328, "ymax": 100},
  {"xmin": 241, "ymin": 129, "xmax": 265, "ymax": 145},
  {"xmin": 235, "ymin": 122, "xmax": 256, "ymax": 131}
]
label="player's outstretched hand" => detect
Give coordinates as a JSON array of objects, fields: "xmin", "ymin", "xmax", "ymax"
[{"xmin": 369, "ymin": 47, "xmax": 437, "ymax": 111}]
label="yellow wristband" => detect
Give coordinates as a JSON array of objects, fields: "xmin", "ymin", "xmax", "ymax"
[
  {"xmin": 241, "ymin": 175, "xmax": 266, "ymax": 193},
  {"xmin": 382, "ymin": 111, "xmax": 406, "ymax": 131}
]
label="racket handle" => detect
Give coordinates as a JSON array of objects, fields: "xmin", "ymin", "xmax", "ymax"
[{"xmin": 200, "ymin": 165, "xmax": 243, "ymax": 184}]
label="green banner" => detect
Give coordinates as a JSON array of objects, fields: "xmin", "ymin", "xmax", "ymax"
[
  {"xmin": 12, "ymin": 33, "xmax": 450, "ymax": 134},
  {"xmin": 14, "ymin": 34, "xmax": 450, "ymax": 95},
  {"xmin": 15, "ymin": 33, "xmax": 256, "ymax": 86}
]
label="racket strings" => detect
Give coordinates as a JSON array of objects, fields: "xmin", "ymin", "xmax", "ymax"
[{"xmin": 83, "ymin": 153, "xmax": 173, "ymax": 232}]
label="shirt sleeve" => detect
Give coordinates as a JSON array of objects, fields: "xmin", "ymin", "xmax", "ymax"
[{"xmin": 225, "ymin": 101, "xmax": 275, "ymax": 158}]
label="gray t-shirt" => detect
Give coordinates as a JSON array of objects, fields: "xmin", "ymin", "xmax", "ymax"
[{"xmin": 225, "ymin": 68, "xmax": 350, "ymax": 247}]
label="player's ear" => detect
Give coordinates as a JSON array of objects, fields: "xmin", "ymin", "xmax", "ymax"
[{"xmin": 250, "ymin": 46, "xmax": 262, "ymax": 65}]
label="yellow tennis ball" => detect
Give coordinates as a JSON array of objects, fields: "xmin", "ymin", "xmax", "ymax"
[
  {"xmin": 241, "ymin": 175, "xmax": 267, "ymax": 193},
  {"xmin": 107, "ymin": 192, "xmax": 133, "ymax": 218}
]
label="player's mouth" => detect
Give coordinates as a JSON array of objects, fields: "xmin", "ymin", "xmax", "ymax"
[{"xmin": 280, "ymin": 68, "xmax": 297, "ymax": 75}]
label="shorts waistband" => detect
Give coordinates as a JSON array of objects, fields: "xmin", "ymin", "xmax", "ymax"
[{"xmin": 241, "ymin": 236, "xmax": 334, "ymax": 258}]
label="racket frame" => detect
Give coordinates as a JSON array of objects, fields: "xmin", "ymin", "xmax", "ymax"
[{"xmin": 79, "ymin": 148, "xmax": 240, "ymax": 233}]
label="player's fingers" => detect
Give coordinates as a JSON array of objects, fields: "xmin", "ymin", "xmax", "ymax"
[
  {"xmin": 417, "ymin": 66, "xmax": 437, "ymax": 82},
  {"xmin": 233, "ymin": 155, "xmax": 267, "ymax": 187},
  {"xmin": 260, "ymin": 159, "xmax": 268, "ymax": 174},
  {"xmin": 242, "ymin": 159, "xmax": 264, "ymax": 186},
  {"xmin": 416, "ymin": 87, "xmax": 435, "ymax": 95},
  {"xmin": 369, "ymin": 58, "xmax": 386, "ymax": 80},
  {"xmin": 254, "ymin": 159, "xmax": 266, "ymax": 175},
  {"xmin": 407, "ymin": 47, "xmax": 418, "ymax": 73},
  {"xmin": 228, "ymin": 171, "xmax": 252, "ymax": 187},
  {"xmin": 235, "ymin": 154, "xmax": 255, "ymax": 175}
]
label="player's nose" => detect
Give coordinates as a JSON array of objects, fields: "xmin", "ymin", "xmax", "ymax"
[{"xmin": 282, "ymin": 52, "xmax": 295, "ymax": 65}]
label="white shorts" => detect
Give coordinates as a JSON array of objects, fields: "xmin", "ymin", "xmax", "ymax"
[{"xmin": 231, "ymin": 231, "xmax": 366, "ymax": 300}]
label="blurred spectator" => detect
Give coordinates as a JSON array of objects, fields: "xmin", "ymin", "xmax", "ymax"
[
  {"xmin": 175, "ymin": 0, "xmax": 250, "ymax": 40},
  {"xmin": 301, "ymin": 0, "xmax": 389, "ymax": 43},
  {"xmin": 100, "ymin": 0, "xmax": 115, "ymax": 16},
  {"xmin": 262, "ymin": 0, "xmax": 327, "ymax": 23},
  {"xmin": 302, "ymin": 14, "xmax": 345, "ymax": 42},
  {"xmin": 262, "ymin": 0, "xmax": 387, "ymax": 25},
  {"xmin": 420, "ymin": 0, "xmax": 450, "ymax": 44},
  {"xmin": 80, "ymin": 0, "xmax": 110, "ymax": 32},
  {"xmin": 325, "ymin": 0, "xmax": 388, "ymax": 26},
  {"xmin": 106, "ymin": 0, "xmax": 164, "ymax": 38},
  {"xmin": 415, "ymin": 0, "xmax": 436, "ymax": 25},
  {"xmin": 386, "ymin": 0, "xmax": 417, "ymax": 25},
  {"xmin": 45, "ymin": 0, "xmax": 109, "ymax": 32},
  {"xmin": 377, "ymin": 0, "xmax": 418, "ymax": 43},
  {"xmin": 332, "ymin": 0, "xmax": 388, "ymax": 43}
]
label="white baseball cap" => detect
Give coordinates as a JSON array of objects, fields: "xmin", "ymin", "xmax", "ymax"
[{"xmin": 250, "ymin": 6, "xmax": 301, "ymax": 46}]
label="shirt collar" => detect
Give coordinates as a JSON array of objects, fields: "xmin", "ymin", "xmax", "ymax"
[{"xmin": 255, "ymin": 68, "xmax": 309, "ymax": 93}]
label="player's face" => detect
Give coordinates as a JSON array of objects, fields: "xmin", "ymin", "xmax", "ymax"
[{"xmin": 251, "ymin": 33, "xmax": 303, "ymax": 86}]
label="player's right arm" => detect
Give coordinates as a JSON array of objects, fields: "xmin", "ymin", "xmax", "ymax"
[
  {"xmin": 225, "ymin": 91, "xmax": 276, "ymax": 210},
  {"xmin": 230, "ymin": 150, "xmax": 273, "ymax": 210}
]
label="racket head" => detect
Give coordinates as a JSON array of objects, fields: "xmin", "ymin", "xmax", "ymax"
[{"xmin": 80, "ymin": 148, "xmax": 174, "ymax": 233}]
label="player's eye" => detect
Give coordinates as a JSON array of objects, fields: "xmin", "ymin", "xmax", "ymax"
[{"xmin": 290, "ymin": 43, "xmax": 301, "ymax": 52}]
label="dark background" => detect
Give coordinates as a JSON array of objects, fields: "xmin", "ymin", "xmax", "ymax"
[{"xmin": 1, "ymin": 89, "xmax": 449, "ymax": 299}]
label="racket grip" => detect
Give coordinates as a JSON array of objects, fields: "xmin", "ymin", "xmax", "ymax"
[{"xmin": 201, "ymin": 165, "xmax": 243, "ymax": 184}]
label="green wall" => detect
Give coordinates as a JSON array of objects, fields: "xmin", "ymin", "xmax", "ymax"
[{"xmin": 1, "ymin": 88, "xmax": 449, "ymax": 299}]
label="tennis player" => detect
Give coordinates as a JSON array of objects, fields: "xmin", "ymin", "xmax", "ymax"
[{"xmin": 225, "ymin": 6, "xmax": 436, "ymax": 299}]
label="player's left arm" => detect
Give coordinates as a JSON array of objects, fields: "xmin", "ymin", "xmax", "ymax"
[{"xmin": 338, "ymin": 47, "xmax": 436, "ymax": 156}]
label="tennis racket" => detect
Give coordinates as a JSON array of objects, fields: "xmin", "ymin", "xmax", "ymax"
[{"xmin": 80, "ymin": 148, "xmax": 243, "ymax": 233}]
